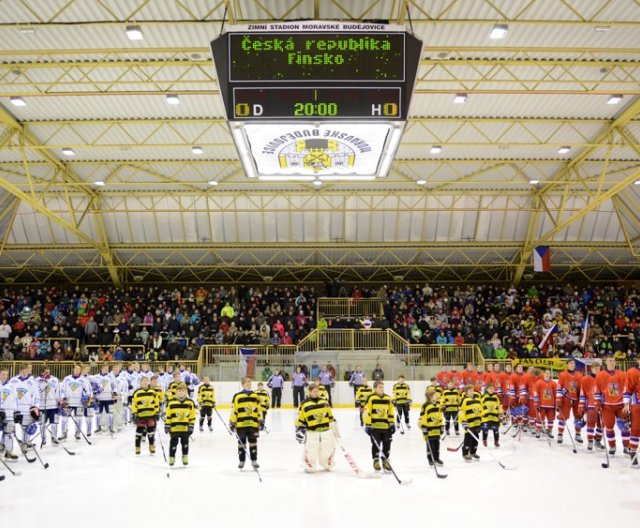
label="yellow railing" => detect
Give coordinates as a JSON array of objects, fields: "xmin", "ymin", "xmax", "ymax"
[
  {"xmin": 200, "ymin": 344, "xmax": 297, "ymax": 365},
  {"xmin": 409, "ymin": 345, "xmax": 481, "ymax": 367},
  {"xmin": 317, "ymin": 297, "xmax": 384, "ymax": 320}
]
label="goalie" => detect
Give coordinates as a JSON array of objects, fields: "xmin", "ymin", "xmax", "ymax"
[{"xmin": 295, "ymin": 383, "xmax": 339, "ymax": 473}]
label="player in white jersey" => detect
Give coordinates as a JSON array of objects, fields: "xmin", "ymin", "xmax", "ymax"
[
  {"xmin": 125, "ymin": 363, "xmax": 141, "ymax": 423},
  {"xmin": 0, "ymin": 369, "xmax": 19, "ymax": 460},
  {"xmin": 10, "ymin": 364, "xmax": 41, "ymax": 445},
  {"xmin": 35, "ymin": 365, "xmax": 61, "ymax": 445},
  {"xmin": 92, "ymin": 364, "xmax": 117, "ymax": 434},
  {"xmin": 179, "ymin": 365, "xmax": 200, "ymax": 398},
  {"xmin": 112, "ymin": 364, "xmax": 129, "ymax": 431},
  {"xmin": 139, "ymin": 363, "xmax": 153, "ymax": 381},
  {"xmin": 156, "ymin": 366, "xmax": 171, "ymax": 392},
  {"xmin": 81, "ymin": 365, "xmax": 98, "ymax": 436},
  {"xmin": 60, "ymin": 365, "xmax": 91, "ymax": 441}
]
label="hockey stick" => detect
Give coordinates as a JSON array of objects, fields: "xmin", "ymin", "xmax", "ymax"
[
  {"xmin": 231, "ymin": 429, "xmax": 262, "ymax": 482},
  {"xmin": 563, "ymin": 422, "xmax": 578, "ymax": 454},
  {"xmin": 466, "ymin": 428, "xmax": 516, "ymax": 471},
  {"xmin": 156, "ymin": 419, "xmax": 168, "ymax": 463},
  {"xmin": 446, "ymin": 439, "xmax": 464, "ymax": 452},
  {"xmin": 66, "ymin": 411, "xmax": 92, "ymax": 445},
  {"xmin": 46, "ymin": 426, "xmax": 76, "ymax": 456},
  {"xmin": 627, "ymin": 449, "xmax": 639, "ymax": 469},
  {"xmin": 424, "ymin": 436, "xmax": 447, "ymax": 479},
  {"xmin": 332, "ymin": 432, "xmax": 380, "ymax": 479},
  {"xmin": 441, "ymin": 412, "xmax": 459, "ymax": 440},
  {"xmin": 370, "ymin": 434, "xmax": 412, "ymax": 486},
  {"xmin": 397, "ymin": 416, "xmax": 405, "ymax": 435},
  {"xmin": 16, "ymin": 424, "xmax": 50, "ymax": 469},
  {"xmin": 0, "ymin": 455, "xmax": 21, "ymax": 476},
  {"xmin": 597, "ymin": 410, "xmax": 610, "ymax": 469},
  {"xmin": 11, "ymin": 431, "xmax": 36, "ymax": 463},
  {"xmin": 214, "ymin": 408, "xmax": 232, "ymax": 436}
]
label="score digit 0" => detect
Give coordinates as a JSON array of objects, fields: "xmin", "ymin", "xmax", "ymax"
[
  {"xmin": 371, "ymin": 103, "xmax": 398, "ymax": 117},
  {"xmin": 235, "ymin": 103, "xmax": 264, "ymax": 117}
]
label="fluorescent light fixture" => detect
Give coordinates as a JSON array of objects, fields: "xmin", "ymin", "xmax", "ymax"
[
  {"xmin": 489, "ymin": 23, "xmax": 508, "ymax": 40},
  {"xmin": 634, "ymin": 180, "xmax": 640, "ymax": 185},
  {"xmin": 558, "ymin": 146, "xmax": 571, "ymax": 154},
  {"xmin": 430, "ymin": 145, "xmax": 443, "ymax": 154},
  {"xmin": 416, "ymin": 179, "xmax": 426, "ymax": 185},
  {"xmin": 17, "ymin": 26, "xmax": 36, "ymax": 34},
  {"xmin": 594, "ymin": 25, "xmax": 611, "ymax": 32},
  {"xmin": 529, "ymin": 179, "xmax": 540, "ymax": 185},
  {"xmin": 191, "ymin": 146, "xmax": 204, "ymax": 155},
  {"xmin": 165, "ymin": 94, "xmax": 180, "ymax": 105},
  {"xmin": 94, "ymin": 180, "xmax": 105, "ymax": 186},
  {"xmin": 9, "ymin": 97, "xmax": 26, "ymax": 106},
  {"xmin": 207, "ymin": 180, "xmax": 218, "ymax": 186},
  {"xmin": 377, "ymin": 123, "xmax": 404, "ymax": 177},
  {"xmin": 126, "ymin": 25, "xmax": 143, "ymax": 40},
  {"xmin": 453, "ymin": 93, "xmax": 468, "ymax": 104},
  {"xmin": 313, "ymin": 180, "xmax": 322, "ymax": 187},
  {"xmin": 61, "ymin": 148, "xmax": 75, "ymax": 156},
  {"xmin": 258, "ymin": 175, "xmax": 315, "ymax": 181},
  {"xmin": 318, "ymin": 175, "xmax": 377, "ymax": 181},
  {"xmin": 607, "ymin": 94, "xmax": 623, "ymax": 105}
]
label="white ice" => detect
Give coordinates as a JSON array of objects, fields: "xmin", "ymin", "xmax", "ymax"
[{"xmin": 2, "ymin": 409, "xmax": 639, "ymax": 527}]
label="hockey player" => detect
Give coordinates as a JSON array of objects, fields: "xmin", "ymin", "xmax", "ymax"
[
  {"xmin": 420, "ymin": 387, "xmax": 444, "ymax": 466},
  {"xmin": 255, "ymin": 381, "xmax": 270, "ymax": 422},
  {"xmin": 624, "ymin": 356, "xmax": 640, "ymax": 464},
  {"xmin": 481, "ymin": 383, "xmax": 502, "ymax": 447},
  {"xmin": 165, "ymin": 382, "xmax": 196, "ymax": 466},
  {"xmin": 112, "ymin": 363, "xmax": 129, "ymax": 431},
  {"xmin": 149, "ymin": 375, "xmax": 165, "ymax": 418},
  {"xmin": 355, "ymin": 378, "xmax": 373, "ymax": 427},
  {"xmin": 520, "ymin": 366, "xmax": 539, "ymax": 431},
  {"xmin": 229, "ymin": 377, "xmax": 263, "ymax": 469},
  {"xmin": 461, "ymin": 363, "xmax": 478, "ymax": 388},
  {"xmin": 80, "ymin": 364, "xmax": 99, "ymax": 436},
  {"xmin": 459, "ymin": 384, "xmax": 482, "ymax": 461},
  {"xmin": 60, "ymin": 364, "xmax": 91, "ymax": 441},
  {"xmin": 36, "ymin": 365, "xmax": 61, "ymax": 445},
  {"xmin": 533, "ymin": 369, "xmax": 557, "ymax": 439},
  {"xmin": 131, "ymin": 376, "xmax": 159, "ymax": 455},
  {"xmin": 497, "ymin": 362, "xmax": 513, "ymax": 419},
  {"xmin": 10, "ymin": 364, "xmax": 41, "ymax": 445},
  {"xmin": 315, "ymin": 380, "xmax": 329, "ymax": 402},
  {"xmin": 392, "ymin": 375, "xmax": 412, "ymax": 431},
  {"xmin": 197, "ymin": 376, "xmax": 216, "ymax": 432},
  {"xmin": 508, "ymin": 363, "xmax": 526, "ymax": 429},
  {"xmin": 295, "ymin": 383, "xmax": 338, "ymax": 472},
  {"xmin": 556, "ymin": 358, "xmax": 584, "ymax": 444},
  {"xmin": 93, "ymin": 364, "xmax": 116, "ymax": 434},
  {"xmin": 579, "ymin": 362, "xmax": 604, "ymax": 450},
  {"xmin": 363, "ymin": 380, "xmax": 395, "ymax": 472},
  {"xmin": 436, "ymin": 366, "xmax": 451, "ymax": 388},
  {"xmin": 166, "ymin": 371, "xmax": 182, "ymax": 402},
  {"xmin": 291, "ymin": 366, "xmax": 308, "ymax": 409},
  {"xmin": 595, "ymin": 354, "xmax": 629, "ymax": 455},
  {"xmin": 266, "ymin": 368, "xmax": 284, "ymax": 409},
  {"xmin": 0, "ymin": 369, "xmax": 19, "ymax": 460},
  {"xmin": 441, "ymin": 379, "xmax": 461, "ymax": 436}
]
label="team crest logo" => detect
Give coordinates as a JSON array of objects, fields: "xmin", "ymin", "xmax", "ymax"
[
  {"xmin": 16, "ymin": 388, "xmax": 27, "ymax": 399},
  {"xmin": 278, "ymin": 139, "xmax": 355, "ymax": 173},
  {"xmin": 543, "ymin": 389, "xmax": 552, "ymax": 399},
  {"xmin": 608, "ymin": 383, "xmax": 619, "ymax": 397}
]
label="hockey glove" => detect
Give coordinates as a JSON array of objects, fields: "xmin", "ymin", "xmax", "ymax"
[
  {"xmin": 392, "ymin": 400, "xmax": 397, "ymax": 406},
  {"xmin": 519, "ymin": 396, "xmax": 527, "ymax": 406},
  {"xmin": 421, "ymin": 427, "xmax": 428, "ymax": 435},
  {"xmin": 0, "ymin": 410, "xmax": 5, "ymax": 423},
  {"xmin": 481, "ymin": 422, "xmax": 488, "ymax": 432},
  {"xmin": 229, "ymin": 423, "xmax": 236, "ymax": 433},
  {"xmin": 30, "ymin": 406, "xmax": 40, "ymax": 420},
  {"xmin": 259, "ymin": 420, "xmax": 265, "ymax": 431},
  {"xmin": 188, "ymin": 425, "xmax": 194, "ymax": 434},
  {"xmin": 462, "ymin": 422, "xmax": 468, "ymax": 430},
  {"xmin": 131, "ymin": 414, "xmax": 138, "ymax": 423},
  {"xmin": 364, "ymin": 425, "xmax": 374, "ymax": 436},
  {"xmin": 407, "ymin": 400, "xmax": 412, "ymax": 406},
  {"xmin": 164, "ymin": 425, "xmax": 170, "ymax": 434},
  {"xmin": 14, "ymin": 411, "xmax": 23, "ymax": 424},
  {"xmin": 389, "ymin": 424, "xmax": 396, "ymax": 435},
  {"xmin": 295, "ymin": 427, "xmax": 306, "ymax": 444}
]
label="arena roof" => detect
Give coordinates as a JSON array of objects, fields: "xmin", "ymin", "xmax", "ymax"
[{"xmin": 0, "ymin": 0, "xmax": 639, "ymax": 285}]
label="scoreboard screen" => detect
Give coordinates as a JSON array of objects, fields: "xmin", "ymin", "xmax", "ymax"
[{"xmin": 228, "ymin": 32, "xmax": 405, "ymax": 82}]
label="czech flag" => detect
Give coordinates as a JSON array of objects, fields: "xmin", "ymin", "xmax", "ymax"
[
  {"xmin": 533, "ymin": 245, "xmax": 551, "ymax": 272},
  {"xmin": 539, "ymin": 322, "xmax": 558, "ymax": 350},
  {"xmin": 580, "ymin": 314, "xmax": 589, "ymax": 348}
]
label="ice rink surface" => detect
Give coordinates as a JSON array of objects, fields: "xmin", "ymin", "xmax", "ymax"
[{"xmin": 2, "ymin": 408, "xmax": 639, "ymax": 527}]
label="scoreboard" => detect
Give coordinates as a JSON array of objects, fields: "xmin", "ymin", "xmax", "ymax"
[
  {"xmin": 210, "ymin": 22, "xmax": 422, "ymax": 179},
  {"xmin": 211, "ymin": 22, "xmax": 421, "ymax": 121}
]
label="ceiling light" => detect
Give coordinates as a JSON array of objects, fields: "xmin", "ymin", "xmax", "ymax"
[
  {"xmin": 94, "ymin": 180, "xmax": 105, "ymax": 186},
  {"xmin": 558, "ymin": 146, "xmax": 571, "ymax": 154},
  {"xmin": 634, "ymin": 180, "xmax": 640, "ymax": 185},
  {"xmin": 607, "ymin": 94, "xmax": 623, "ymax": 105},
  {"xmin": 191, "ymin": 146, "xmax": 204, "ymax": 155},
  {"xmin": 453, "ymin": 93, "xmax": 467, "ymax": 104},
  {"xmin": 165, "ymin": 94, "xmax": 181, "ymax": 105},
  {"xmin": 207, "ymin": 180, "xmax": 218, "ymax": 186},
  {"xmin": 9, "ymin": 97, "xmax": 26, "ymax": 107},
  {"xmin": 529, "ymin": 179, "xmax": 540, "ymax": 185},
  {"xmin": 61, "ymin": 148, "xmax": 75, "ymax": 156},
  {"xmin": 593, "ymin": 25, "xmax": 611, "ymax": 32},
  {"xmin": 125, "ymin": 25, "xmax": 143, "ymax": 40},
  {"xmin": 416, "ymin": 179, "xmax": 426, "ymax": 185},
  {"xmin": 489, "ymin": 23, "xmax": 508, "ymax": 40},
  {"xmin": 17, "ymin": 26, "xmax": 36, "ymax": 34},
  {"xmin": 430, "ymin": 145, "xmax": 443, "ymax": 154},
  {"xmin": 313, "ymin": 180, "xmax": 322, "ymax": 187}
]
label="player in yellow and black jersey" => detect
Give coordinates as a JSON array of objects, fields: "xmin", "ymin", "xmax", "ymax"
[
  {"xmin": 166, "ymin": 371, "xmax": 182, "ymax": 402},
  {"xmin": 459, "ymin": 384, "xmax": 483, "ymax": 461},
  {"xmin": 481, "ymin": 383, "xmax": 502, "ymax": 447},
  {"xmin": 131, "ymin": 376, "xmax": 159, "ymax": 455},
  {"xmin": 229, "ymin": 377, "xmax": 264, "ymax": 469},
  {"xmin": 392, "ymin": 375, "xmax": 412, "ymax": 431},
  {"xmin": 355, "ymin": 379, "xmax": 373, "ymax": 426},
  {"xmin": 149, "ymin": 375, "xmax": 165, "ymax": 416},
  {"xmin": 419, "ymin": 387, "xmax": 444, "ymax": 466},
  {"xmin": 363, "ymin": 381, "xmax": 396, "ymax": 472},
  {"xmin": 165, "ymin": 382, "xmax": 196, "ymax": 466},
  {"xmin": 197, "ymin": 376, "xmax": 216, "ymax": 432},
  {"xmin": 254, "ymin": 381, "xmax": 270, "ymax": 421},
  {"xmin": 441, "ymin": 379, "xmax": 461, "ymax": 436}
]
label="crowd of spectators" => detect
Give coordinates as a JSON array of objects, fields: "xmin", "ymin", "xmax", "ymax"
[
  {"xmin": 0, "ymin": 285, "xmax": 317, "ymax": 362},
  {"xmin": 330, "ymin": 283, "xmax": 640, "ymax": 360}
]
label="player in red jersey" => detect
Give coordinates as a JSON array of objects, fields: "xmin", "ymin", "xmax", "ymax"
[
  {"xmin": 556, "ymin": 358, "xmax": 584, "ymax": 444},
  {"xmin": 623, "ymin": 356, "xmax": 640, "ymax": 464},
  {"xmin": 520, "ymin": 366, "xmax": 539, "ymax": 431},
  {"xmin": 436, "ymin": 366, "xmax": 451, "ymax": 388},
  {"xmin": 497, "ymin": 363, "xmax": 512, "ymax": 418},
  {"xmin": 483, "ymin": 364, "xmax": 497, "ymax": 390},
  {"xmin": 532, "ymin": 369, "xmax": 557, "ymax": 438},
  {"xmin": 473, "ymin": 364, "xmax": 486, "ymax": 394},
  {"xmin": 449, "ymin": 367, "xmax": 463, "ymax": 391},
  {"xmin": 578, "ymin": 362, "xmax": 604, "ymax": 451},
  {"xmin": 595, "ymin": 355, "xmax": 629, "ymax": 455},
  {"xmin": 509, "ymin": 364, "xmax": 526, "ymax": 426},
  {"xmin": 461, "ymin": 363, "xmax": 478, "ymax": 388}
]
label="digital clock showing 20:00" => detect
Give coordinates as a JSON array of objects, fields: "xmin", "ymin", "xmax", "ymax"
[
  {"xmin": 229, "ymin": 32, "xmax": 405, "ymax": 82},
  {"xmin": 233, "ymin": 87, "xmax": 402, "ymax": 120}
]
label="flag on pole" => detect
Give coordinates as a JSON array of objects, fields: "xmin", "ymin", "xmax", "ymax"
[
  {"xmin": 580, "ymin": 314, "xmax": 590, "ymax": 348},
  {"xmin": 539, "ymin": 322, "xmax": 558, "ymax": 350},
  {"xmin": 533, "ymin": 246, "xmax": 551, "ymax": 272}
]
